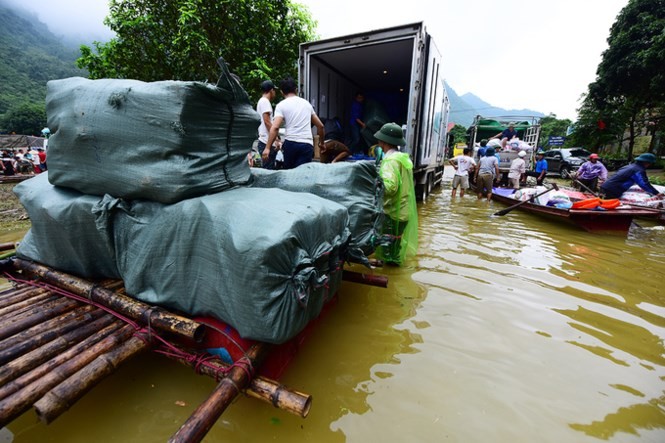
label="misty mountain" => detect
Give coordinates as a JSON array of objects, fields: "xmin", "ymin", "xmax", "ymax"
[
  {"xmin": 446, "ymin": 84, "xmax": 545, "ymax": 128},
  {"xmin": 0, "ymin": 0, "xmax": 84, "ymax": 116}
]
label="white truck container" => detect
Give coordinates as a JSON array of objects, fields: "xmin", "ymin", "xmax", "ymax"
[{"xmin": 299, "ymin": 22, "xmax": 450, "ymax": 200}]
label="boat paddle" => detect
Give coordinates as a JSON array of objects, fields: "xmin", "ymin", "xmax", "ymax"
[
  {"xmin": 493, "ymin": 183, "xmax": 559, "ymax": 217},
  {"xmin": 573, "ymin": 178, "xmax": 599, "ymax": 196}
]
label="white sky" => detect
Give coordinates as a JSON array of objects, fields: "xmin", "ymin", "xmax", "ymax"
[{"xmin": 17, "ymin": 0, "xmax": 628, "ymax": 122}]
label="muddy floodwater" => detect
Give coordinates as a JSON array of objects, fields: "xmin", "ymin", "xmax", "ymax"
[{"xmin": 3, "ymin": 177, "xmax": 665, "ymax": 442}]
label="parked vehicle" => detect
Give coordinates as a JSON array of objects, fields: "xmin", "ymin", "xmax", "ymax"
[
  {"xmin": 299, "ymin": 22, "xmax": 450, "ymax": 200},
  {"xmin": 542, "ymin": 148, "xmax": 591, "ymax": 178}
]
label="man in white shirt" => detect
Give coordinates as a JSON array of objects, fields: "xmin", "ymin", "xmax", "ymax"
[
  {"xmin": 263, "ymin": 77, "xmax": 324, "ymax": 169},
  {"xmin": 508, "ymin": 150, "xmax": 527, "ymax": 189},
  {"xmin": 449, "ymin": 147, "xmax": 476, "ymax": 198},
  {"xmin": 256, "ymin": 80, "xmax": 277, "ymax": 169}
]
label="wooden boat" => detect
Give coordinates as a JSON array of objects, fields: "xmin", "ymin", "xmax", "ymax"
[
  {"xmin": 489, "ymin": 187, "xmax": 658, "ymax": 234},
  {"xmin": 0, "ymin": 174, "xmax": 34, "ymax": 184}
]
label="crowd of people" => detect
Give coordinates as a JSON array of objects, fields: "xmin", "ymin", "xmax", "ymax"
[
  {"xmin": 249, "ymin": 78, "xmax": 416, "ymax": 266},
  {"xmin": 1, "ymin": 148, "xmax": 46, "ymax": 176}
]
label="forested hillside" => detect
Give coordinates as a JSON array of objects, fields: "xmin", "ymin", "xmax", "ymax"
[{"xmin": 0, "ymin": 1, "xmax": 84, "ymax": 134}]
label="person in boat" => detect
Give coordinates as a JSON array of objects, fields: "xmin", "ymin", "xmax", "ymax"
[
  {"xmin": 526, "ymin": 150, "xmax": 547, "ymax": 186},
  {"xmin": 508, "ymin": 150, "xmax": 528, "ymax": 189},
  {"xmin": 475, "ymin": 147, "xmax": 500, "ymax": 202},
  {"xmin": 599, "ymin": 153, "xmax": 664, "ymax": 200},
  {"xmin": 374, "ymin": 123, "xmax": 418, "ymax": 266},
  {"xmin": 575, "ymin": 153, "xmax": 608, "ymax": 192},
  {"xmin": 449, "ymin": 147, "xmax": 476, "ymax": 198}
]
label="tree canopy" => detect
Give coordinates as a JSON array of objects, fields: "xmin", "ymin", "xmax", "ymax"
[
  {"xmin": 575, "ymin": 0, "xmax": 665, "ymax": 158},
  {"xmin": 77, "ymin": 0, "xmax": 317, "ymax": 98}
]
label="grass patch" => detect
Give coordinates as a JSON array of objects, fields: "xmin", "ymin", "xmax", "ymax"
[{"xmin": 0, "ymin": 183, "xmax": 30, "ymax": 232}]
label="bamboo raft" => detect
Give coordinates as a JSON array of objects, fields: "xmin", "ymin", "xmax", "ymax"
[{"xmin": 0, "ymin": 247, "xmax": 387, "ymax": 442}]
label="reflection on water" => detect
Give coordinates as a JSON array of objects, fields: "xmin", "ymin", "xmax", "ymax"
[{"xmin": 3, "ymin": 179, "xmax": 665, "ymax": 442}]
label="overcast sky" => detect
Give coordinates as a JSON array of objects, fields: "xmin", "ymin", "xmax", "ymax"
[{"xmin": 16, "ymin": 0, "xmax": 629, "ymax": 122}]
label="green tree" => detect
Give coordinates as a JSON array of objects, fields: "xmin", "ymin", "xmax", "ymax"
[
  {"xmin": 538, "ymin": 114, "xmax": 572, "ymax": 149},
  {"xmin": 0, "ymin": 103, "xmax": 46, "ymax": 135},
  {"xmin": 448, "ymin": 124, "xmax": 467, "ymax": 146},
  {"xmin": 77, "ymin": 0, "xmax": 316, "ymax": 99},
  {"xmin": 576, "ymin": 0, "xmax": 665, "ymax": 159}
]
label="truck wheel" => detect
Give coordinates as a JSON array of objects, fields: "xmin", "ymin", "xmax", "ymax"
[
  {"xmin": 560, "ymin": 167, "xmax": 571, "ymax": 178},
  {"xmin": 426, "ymin": 173, "xmax": 433, "ymax": 194},
  {"xmin": 416, "ymin": 183, "xmax": 427, "ymax": 202}
]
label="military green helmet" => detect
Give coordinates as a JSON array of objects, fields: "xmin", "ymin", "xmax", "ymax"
[{"xmin": 374, "ymin": 122, "xmax": 406, "ymax": 147}]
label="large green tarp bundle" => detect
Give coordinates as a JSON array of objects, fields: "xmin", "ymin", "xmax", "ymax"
[
  {"xmin": 14, "ymin": 173, "xmax": 120, "ymax": 279},
  {"xmin": 45, "ymin": 61, "xmax": 258, "ymax": 204},
  {"xmin": 250, "ymin": 161, "xmax": 383, "ymax": 263},
  {"xmin": 112, "ymin": 187, "xmax": 350, "ymax": 344}
]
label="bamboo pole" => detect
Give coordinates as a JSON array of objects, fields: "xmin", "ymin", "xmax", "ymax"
[
  {"xmin": 342, "ymin": 270, "xmax": 389, "ymax": 288},
  {"xmin": 0, "ymin": 242, "xmax": 16, "ymax": 252},
  {"xmin": 0, "ymin": 292, "xmax": 56, "ymax": 318},
  {"xmin": 0, "ymin": 298, "xmax": 80, "ymax": 341},
  {"xmin": 12, "ymin": 259, "xmax": 205, "ymax": 342},
  {"xmin": 168, "ymin": 343, "xmax": 270, "ymax": 443},
  {"xmin": 0, "ymin": 315, "xmax": 119, "ymax": 388},
  {"xmin": 34, "ymin": 330, "xmax": 152, "ymax": 424},
  {"xmin": 0, "ymin": 321, "xmax": 123, "ymax": 402},
  {"xmin": 165, "ymin": 349, "xmax": 311, "ymax": 418},
  {"xmin": 0, "ymin": 308, "xmax": 104, "ymax": 366},
  {"xmin": 0, "ymin": 322, "xmax": 131, "ymax": 427},
  {"xmin": 0, "ymin": 286, "xmax": 49, "ymax": 310},
  {"xmin": 0, "ymin": 294, "xmax": 61, "ymax": 322},
  {"xmin": 0, "ymin": 304, "xmax": 97, "ymax": 353},
  {"xmin": 0, "ymin": 251, "xmax": 14, "ymax": 260}
]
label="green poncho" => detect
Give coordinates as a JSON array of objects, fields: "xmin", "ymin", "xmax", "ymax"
[{"xmin": 376, "ymin": 151, "xmax": 418, "ymax": 265}]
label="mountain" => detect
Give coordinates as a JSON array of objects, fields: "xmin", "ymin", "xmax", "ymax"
[
  {"xmin": 446, "ymin": 83, "xmax": 545, "ymax": 128},
  {"xmin": 0, "ymin": 0, "xmax": 84, "ymax": 117}
]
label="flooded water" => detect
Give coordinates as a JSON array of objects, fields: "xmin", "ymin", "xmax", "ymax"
[{"xmin": 4, "ymin": 176, "xmax": 665, "ymax": 442}]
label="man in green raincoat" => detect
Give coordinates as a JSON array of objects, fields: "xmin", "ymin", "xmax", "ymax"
[{"xmin": 374, "ymin": 123, "xmax": 418, "ymax": 266}]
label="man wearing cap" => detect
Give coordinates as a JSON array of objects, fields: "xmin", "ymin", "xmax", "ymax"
[
  {"xmin": 526, "ymin": 150, "xmax": 548, "ymax": 186},
  {"xmin": 264, "ymin": 77, "xmax": 325, "ymax": 169},
  {"xmin": 257, "ymin": 80, "xmax": 277, "ymax": 169},
  {"xmin": 575, "ymin": 153, "xmax": 608, "ymax": 192},
  {"xmin": 374, "ymin": 123, "xmax": 418, "ymax": 266},
  {"xmin": 508, "ymin": 150, "xmax": 528, "ymax": 189},
  {"xmin": 600, "ymin": 153, "xmax": 664, "ymax": 199}
]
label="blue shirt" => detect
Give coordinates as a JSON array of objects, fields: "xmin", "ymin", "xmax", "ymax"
[
  {"xmin": 350, "ymin": 101, "xmax": 363, "ymax": 127},
  {"xmin": 501, "ymin": 128, "xmax": 518, "ymax": 140},
  {"xmin": 535, "ymin": 159, "xmax": 547, "ymax": 173}
]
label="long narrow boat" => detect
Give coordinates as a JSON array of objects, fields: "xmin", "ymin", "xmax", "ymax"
[{"xmin": 490, "ymin": 187, "xmax": 658, "ymax": 234}]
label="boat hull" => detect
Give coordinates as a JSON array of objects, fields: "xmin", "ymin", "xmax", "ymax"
[{"xmin": 490, "ymin": 190, "xmax": 656, "ymax": 234}]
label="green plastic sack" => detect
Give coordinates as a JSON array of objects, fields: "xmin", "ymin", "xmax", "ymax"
[
  {"xmin": 250, "ymin": 161, "xmax": 383, "ymax": 263},
  {"xmin": 45, "ymin": 59, "xmax": 258, "ymax": 204},
  {"xmin": 13, "ymin": 173, "xmax": 120, "ymax": 278},
  {"xmin": 113, "ymin": 187, "xmax": 350, "ymax": 344}
]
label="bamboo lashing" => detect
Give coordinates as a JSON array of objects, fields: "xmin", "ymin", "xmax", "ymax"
[
  {"xmin": 0, "ymin": 315, "xmax": 120, "ymax": 389},
  {"xmin": 11, "ymin": 259, "xmax": 206, "ymax": 342},
  {"xmin": 34, "ymin": 330, "xmax": 152, "ymax": 424},
  {"xmin": 0, "ymin": 297, "xmax": 80, "ymax": 341},
  {"xmin": 0, "ymin": 308, "xmax": 105, "ymax": 366},
  {"xmin": 0, "ymin": 286, "xmax": 49, "ymax": 310},
  {"xmin": 0, "ymin": 321, "xmax": 123, "ymax": 402},
  {"xmin": 166, "ymin": 347, "xmax": 312, "ymax": 418},
  {"xmin": 0, "ymin": 304, "xmax": 97, "ymax": 353},
  {"xmin": 342, "ymin": 270, "xmax": 389, "ymax": 288},
  {"xmin": 168, "ymin": 343, "xmax": 271, "ymax": 443},
  {"xmin": 0, "ymin": 322, "xmax": 130, "ymax": 426},
  {"xmin": 0, "ymin": 291, "xmax": 57, "ymax": 318}
]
